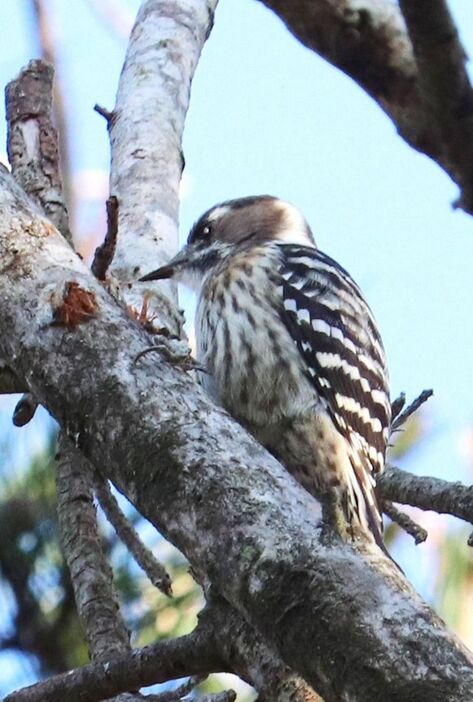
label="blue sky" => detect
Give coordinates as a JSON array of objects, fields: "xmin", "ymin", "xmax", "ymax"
[{"xmin": 0, "ymin": 0, "xmax": 473, "ymax": 692}]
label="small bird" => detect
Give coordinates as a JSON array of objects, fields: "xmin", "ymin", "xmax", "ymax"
[{"xmin": 141, "ymin": 196, "xmax": 391, "ymax": 549}]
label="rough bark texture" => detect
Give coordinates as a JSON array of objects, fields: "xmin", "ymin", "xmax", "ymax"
[
  {"xmin": 205, "ymin": 597, "xmax": 322, "ymax": 702},
  {"xmin": 0, "ymin": 365, "xmax": 25, "ymax": 394},
  {"xmin": 5, "ymin": 59, "xmax": 71, "ymax": 243},
  {"xmin": 398, "ymin": 0, "xmax": 473, "ymax": 211},
  {"xmin": 56, "ymin": 437, "xmax": 131, "ymax": 662},
  {"xmin": 4, "ymin": 625, "xmax": 223, "ymax": 702},
  {"xmin": 4, "ymin": 12, "xmax": 318, "ymax": 702},
  {"xmin": 4, "ymin": 595, "xmax": 319, "ymax": 702},
  {"xmin": 3, "ymin": 2, "xmax": 473, "ymax": 701},
  {"xmin": 5, "ymin": 57, "xmax": 133, "ymax": 676},
  {"xmin": 258, "ymin": 0, "xmax": 473, "ymax": 213},
  {"xmin": 379, "ymin": 466, "xmax": 473, "ymax": 526},
  {"xmin": 1, "ymin": 59, "xmax": 72, "ymax": 395},
  {"xmin": 0, "ymin": 170, "xmax": 472, "ymax": 701}
]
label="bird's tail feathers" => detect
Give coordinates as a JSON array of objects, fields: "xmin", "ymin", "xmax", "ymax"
[{"xmin": 344, "ymin": 449, "xmax": 397, "ymax": 565}]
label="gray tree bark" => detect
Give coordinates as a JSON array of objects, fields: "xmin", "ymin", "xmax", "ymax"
[{"xmin": 0, "ymin": 169, "xmax": 472, "ymax": 701}]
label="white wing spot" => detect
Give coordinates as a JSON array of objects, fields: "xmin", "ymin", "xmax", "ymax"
[
  {"xmin": 312, "ymin": 318, "xmax": 331, "ymax": 335},
  {"xmin": 297, "ymin": 307, "xmax": 311, "ymax": 324},
  {"xmin": 371, "ymin": 389, "xmax": 388, "ymax": 407},
  {"xmin": 283, "ymin": 298, "xmax": 298, "ymax": 313}
]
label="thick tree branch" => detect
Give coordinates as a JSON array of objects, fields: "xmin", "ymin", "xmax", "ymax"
[
  {"xmin": 106, "ymin": 5, "xmax": 329, "ymax": 698},
  {"xmin": 4, "ymin": 11, "xmax": 315, "ymax": 701},
  {"xmin": 0, "ymin": 365, "xmax": 25, "ymax": 395},
  {"xmin": 0, "ymin": 170, "xmax": 472, "ymax": 701},
  {"xmin": 398, "ymin": 0, "xmax": 473, "ymax": 212},
  {"xmin": 4, "ymin": 621, "xmax": 223, "ymax": 702},
  {"xmin": 257, "ymin": 0, "xmax": 473, "ymax": 213},
  {"xmin": 204, "ymin": 597, "xmax": 321, "ymax": 702},
  {"xmin": 5, "ymin": 57, "xmax": 133, "ymax": 672}
]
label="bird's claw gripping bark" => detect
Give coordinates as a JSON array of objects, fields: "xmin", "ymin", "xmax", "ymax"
[{"xmin": 134, "ymin": 336, "xmax": 205, "ymax": 373}]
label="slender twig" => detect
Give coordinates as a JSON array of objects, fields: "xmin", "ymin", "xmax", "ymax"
[
  {"xmin": 85, "ymin": 0, "xmax": 134, "ymax": 40},
  {"xmin": 383, "ymin": 500, "xmax": 427, "ymax": 545},
  {"xmin": 379, "ymin": 465, "xmax": 473, "ymax": 544},
  {"xmin": 94, "ymin": 103, "xmax": 114, "ymax": 123},
  {"xmin": 390, "ymin": 393, "xmax": 406, "ymax": 422},
  {"xmin": 91, "ymin": 195, "xmax": 119, "ymax": 280},
  {"xmin": 93, "ymin": 473, "xmax": 173, "ymax": 597},
  {"xmin": 12, "ymin": 392, "xmax": 39, "ymax": 427},
  {"xmin": 56, "ymin": 438, "xmax": 131, "ymax": 661},
  {"xmin": 390, "ymin": 389, "xmax": 433, "ymax": 432},
  {"xmin": 197, "ymin": 692, "xmax": 236, "ymax": 702},
  {"xmin": 144, "ymin": 675, "xmax": 207, "ymax": 701}
]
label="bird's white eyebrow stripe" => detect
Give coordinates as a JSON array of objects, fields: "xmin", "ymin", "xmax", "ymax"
[{"xmin": 207, "ymin": 206, "xmax": 231, "ymax": 222}]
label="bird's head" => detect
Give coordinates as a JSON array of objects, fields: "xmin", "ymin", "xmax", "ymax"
[{"xmin": 139, "ymin": 195, "xmax": 315, "ymax": 289}]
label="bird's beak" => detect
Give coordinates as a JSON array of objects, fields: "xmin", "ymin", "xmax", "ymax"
[
  {"xmin": 139, "ymin": 248, "xmax": 190, "ymax": 282},
  {"xmin": 139, "ymin": 264, "xmax": 175, "ymax": 282}
]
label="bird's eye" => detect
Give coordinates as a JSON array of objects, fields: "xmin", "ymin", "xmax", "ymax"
[{"xmin": 188, "ymin": 220, "xmax": 213, "ymax": 245}]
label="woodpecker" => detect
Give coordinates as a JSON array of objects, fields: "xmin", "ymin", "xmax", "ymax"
[{"xmin": 141, "ymin": 196, "xmax": 391, "ymax": 549}]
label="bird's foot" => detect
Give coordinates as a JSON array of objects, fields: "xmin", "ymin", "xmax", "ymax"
[{"xmin": 134, "ymin": 336, "xmax": 205, "ymax": 373}]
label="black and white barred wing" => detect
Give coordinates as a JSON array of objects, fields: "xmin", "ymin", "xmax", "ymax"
[{"xmin": 276, "ymin": 244, "xmax": 391, "ymax": 533}]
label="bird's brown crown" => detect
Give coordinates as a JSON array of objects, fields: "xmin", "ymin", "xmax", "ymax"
[{"xmin": 188, "ymin": 195, "xmax": 315, "ymax": 249}]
